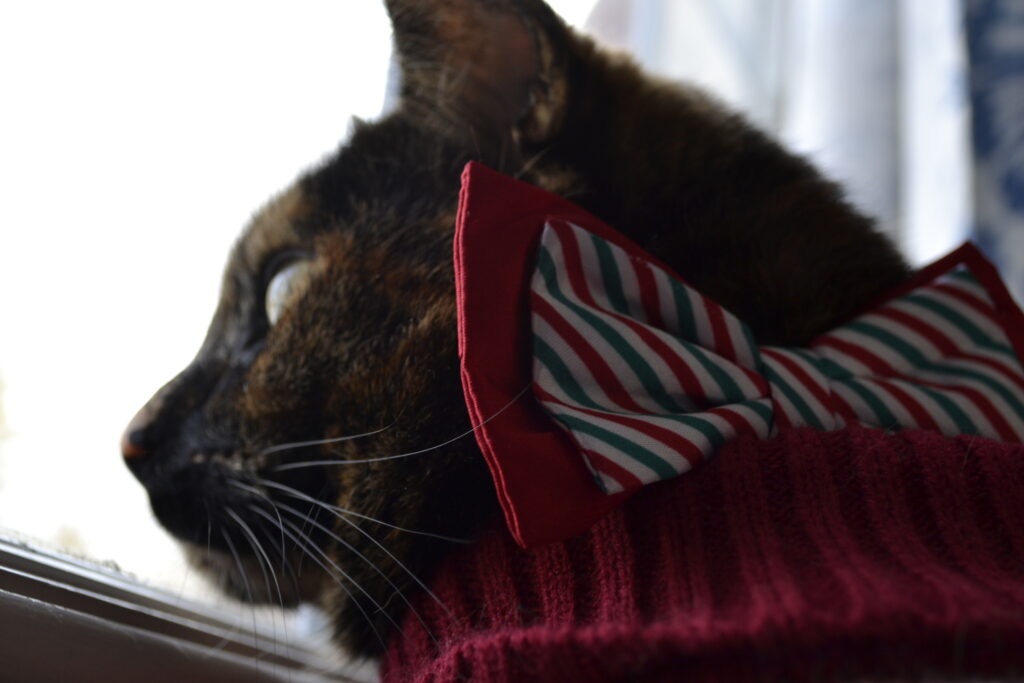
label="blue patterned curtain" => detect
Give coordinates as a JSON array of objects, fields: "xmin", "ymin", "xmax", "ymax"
[{"xmin": 966, "ymin": 0, "xmax": 1024, "ymax": 301}]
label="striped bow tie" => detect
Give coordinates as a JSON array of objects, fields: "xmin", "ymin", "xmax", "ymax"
[
  {"xmin": 455, "ymin": 162, "xmax": 1024, "ymax": 548},
  {"xmin": 532, "ymin": 220, "xmax": 1024, "ymax": 496}
]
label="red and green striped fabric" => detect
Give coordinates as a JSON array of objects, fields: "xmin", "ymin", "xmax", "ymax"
[{"xmin": 530, "ymin": 220, "xmax": 1024, "ymax": 495}]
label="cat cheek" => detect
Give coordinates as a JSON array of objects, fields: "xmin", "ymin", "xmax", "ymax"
[
  {"xmin": 237, "ymin": 372, "xmax": 278, "ymax": 418},
  {"xmin": 237, "ymin": 354, "xmax": 310, "ymax": 423}
]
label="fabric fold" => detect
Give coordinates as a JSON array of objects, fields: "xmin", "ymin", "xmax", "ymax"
[{"xmin": 455, "ymin": 161, "xmax": 1024, "ymax": 548}]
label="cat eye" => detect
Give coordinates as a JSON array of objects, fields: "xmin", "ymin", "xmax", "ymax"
[{"xmin": 264, "ymin": 258, "xmax": 311, "ymax": 326}]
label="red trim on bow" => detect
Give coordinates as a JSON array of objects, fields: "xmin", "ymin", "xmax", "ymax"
[{"xmin": 456, "ymin": 162, "xmax": 694, "ymax": 547}]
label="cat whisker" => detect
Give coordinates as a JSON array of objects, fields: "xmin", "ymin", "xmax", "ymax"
[
  {"xmin": 196, "ymin": 523, "xmax": 262, "ymax": 660},
  {"xmin": 252, "ymin": 504, "xmax": 387, "ymax": 650},
  {"xmin": 497, "ymin": 128, "xmax": 508, "ymax": 174},
  {"xmin": 226, "ymin": 508, "xmax": 286, "ymax": 611},
  {"xmin": 278, "ymin": 516, "xmax": 394, "ymax": 651},
  {"xmin": 286, "ymin": 479, "xmax": 341, "ymax": 576},
  {"xmin": 275, "ymin": 502, "xmax": 439, "ymax": 647},
  {"xmin": 204, "ymin": 505, "xmax": 214, "ymax": 562},
  {"xmin": 246, "ymin": 506, "xmax": 358, "ymax": 682},
  {"xmin": 202, "ymin": 513, "xmax": 261, "ymax": 658},
  {"xmin": 258, "ymin": 422, "xmax": 396, "ymax": 458},
  {"xmin": 226, "ymin": 508, "xmax": 290, "ymax": 663},
  {"xmin": 514, "ymin": 144, "xmax": 553, "ymax": 180},
  {"xmin": 231, "ymin": 480, "xmax": 290, "ymax": 560},
  {"xmin": 242, "ymin": 497, "xmax": 403, "ymax": 647},
  {"xmin": 219, "ymin": 524, "xmax": 263, "ymax": 658},
  {"xmin": 272, "ymin": 384, "xmax": 530, "ymax": 471},
  {"xmin": 270, "ymin": 486, "xmax": 453, "ymax": 622},
  {"xmin": 258, "ymin": 478, "xmax": 470, "ymax": 544},
  {"xmin": 254, "ymin": 479, "xmax": 455, "ymax": 632},
  {"xmin": 250, "ymin": 507, "xmax": 305, "ymax": 614},
  {"xmin": 244, "ymin": 503, "xmax": 303, "ymax": 597}
]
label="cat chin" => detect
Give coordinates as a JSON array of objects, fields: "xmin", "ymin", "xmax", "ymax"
[{"xmin": 179, "ymin": 540, "xmax": 320, "ymax": 607}]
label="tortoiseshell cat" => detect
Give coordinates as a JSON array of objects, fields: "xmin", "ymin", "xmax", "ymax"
[{"xmin": 122, "ymin": 0, "xmax": 909, "ymax": 657}]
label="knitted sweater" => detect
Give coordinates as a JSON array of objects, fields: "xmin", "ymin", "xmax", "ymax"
[{"xmin": 382, "ymin": 427, "xmax": 1024, "ymax": 682}]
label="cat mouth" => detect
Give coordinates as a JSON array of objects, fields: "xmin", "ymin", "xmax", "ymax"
[
  {"xmin": 181, "ymin": 540, "xmax": 318, "ymax": 607},
  {"xmin": 141, "ymin": 459, "xmax": 242, "ymax": 545},
  {"xmin": 132, "ymin": 442, "xmax": 334, "ymax": 608}
]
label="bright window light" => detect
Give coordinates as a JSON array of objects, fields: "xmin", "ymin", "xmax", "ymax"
[
  {"xmin": 0, "ymin": 1, "xmax": 392, "ymax": 595},
  {"xmin": 0, "ymin": 0, "xmax": 599, "ymax": 600}
]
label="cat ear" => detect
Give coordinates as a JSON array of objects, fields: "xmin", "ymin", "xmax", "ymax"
[{"xmin": 384, "ymin": 0, "xmax": 569, "ymax": 146}]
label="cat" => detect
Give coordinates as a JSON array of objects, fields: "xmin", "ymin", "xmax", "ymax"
[{"xmin": 122, "ymin": 0, "xmax": 909, "ymax": 658}]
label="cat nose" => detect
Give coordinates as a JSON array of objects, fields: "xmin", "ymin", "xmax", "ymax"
[
  {"xmin": 121, "ymin": 397, "xmax": 163, "ymax": 460},
  {"xmin": 120, "ymin": 425, "xmax": 148, "ymax": 460}
]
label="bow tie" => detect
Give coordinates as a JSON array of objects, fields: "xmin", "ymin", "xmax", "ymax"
[{"xmin": 455, "ymin": 162, "xmax": 1024, "ymax": 548}]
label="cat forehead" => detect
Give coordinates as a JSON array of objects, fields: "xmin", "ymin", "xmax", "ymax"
[
  {"xmin": 226, "ymin": 114, "xmax": 472, "ymax": 285},
  {"xmin": 234, "ymin": 184, "xmax": 310, "ymax": 271}
]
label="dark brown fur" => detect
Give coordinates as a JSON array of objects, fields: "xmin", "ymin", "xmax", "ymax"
[{"xmin": 123, "ymin": 0, "xmax": 910, "ymax": 658}]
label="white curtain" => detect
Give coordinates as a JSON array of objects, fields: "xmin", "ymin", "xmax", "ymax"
[{"xmin": 585, "ymin": 0, "xmax": 972, "ymax": 266}]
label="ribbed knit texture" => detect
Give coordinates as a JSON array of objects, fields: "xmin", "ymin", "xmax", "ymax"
[{"xmin": 382, "ymin": 427, "xmax": 1024, "ymax": 682}]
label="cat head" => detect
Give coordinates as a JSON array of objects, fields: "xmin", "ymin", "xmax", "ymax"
[
  {"xmin": 123, "ymin": 0, "xmax": 600, "ymax": 656},
  {"xmin": 123, "ymin": 0, "xmax": 905, "ymax": 658}
]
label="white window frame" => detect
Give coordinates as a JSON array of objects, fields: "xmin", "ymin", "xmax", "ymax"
[{"xmin": 0, "ymin": 534, "xmax": 374, "ymax": 682}]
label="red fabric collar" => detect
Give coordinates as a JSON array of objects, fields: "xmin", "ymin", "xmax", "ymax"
[
  {"xmin": 455, "ymin": 162, "xmax": 628, "ymax": 547},
  {"xmin": 454, "ymin": 161, "xmax": 1024, "ymax": 548}
]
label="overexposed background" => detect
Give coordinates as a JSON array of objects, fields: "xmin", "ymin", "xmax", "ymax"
[{"xmin": 0, "ymin": 0, "xmax": 604, "ymax": 599}]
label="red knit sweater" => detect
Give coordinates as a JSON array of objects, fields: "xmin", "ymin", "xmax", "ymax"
[{"xmin": 382, "ymin": 427, "xmax": 1024, "ymax": 681}]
